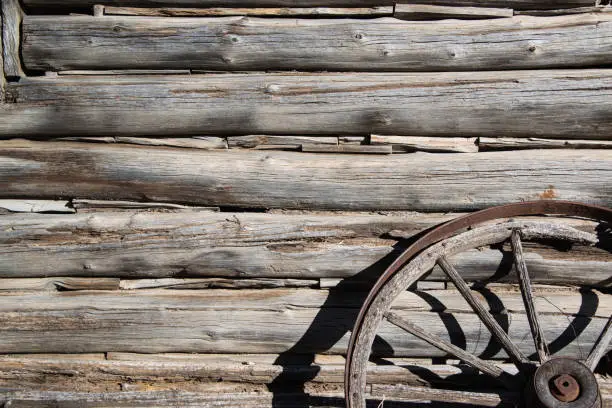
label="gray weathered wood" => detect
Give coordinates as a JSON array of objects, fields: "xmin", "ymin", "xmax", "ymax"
[
  {"xmin": 385, "ymin": 311, "xmax": 515, "ymax": 389},
  {"xmin": 119, "ymin": 278, "xmax": 318, "ymax": 290},
  {"xmin": 227, "ymin": 136, "xmax": 337, "ymax": 149},
  {"xmin": 371, "ymin": 384, "xmax": 516, "ymax": 407},
  {"xmin": 370, "ymin": 135, "xmax": 478, "ymax": 153},
  {"xmin": 21, "ymin": 14, "xmax": 612, "ymax": 72},
  {"xmin": 4, "ymin": 71, "xmax": 612, "ymax": 138},
  {"xmin": 2, "ymin": 0, "xmax": 24, "ymax": 78},
  {"xmin": 301, "ymin": 144, "xmax": 392, "ymax": 154},
  {"xmin": 511, "ymin": 230, "xmax": 548, "ymax": 362},
  {"xmin": 438, "ymin": 256, "xmax": 528, "ymax": 368},
  {"xmin": 517, "ymin": 6, "xmax": 612, "ymax": 15},
  {"xmin": 0, "ymin": 11, "xmax": 4, "ymax": 103},
  {"xmin": 394, "ymin": 4, "xmax": 513, "ymax": 19},
  {"xmin": 586, "ymin": 315, "xmax": 612, "ymax": 371},
  {"xmin": 0, "ymin": 200, "xmax": 73, "ymax": 213},
  {"xmin": 57, "ymin": 136, "xmax": 228, "ymax": 150},
  {"xmin": 20, "ymin": 0, "xmax": 597, "ymax": 12},
  {"xmin": 1, "ymin": 210, "xmax": 609, "ymax": 284},
  {"xmin": 0, "ymin": 289, "xmax": 606, "ymax": 355},
  {"xmin": 0, "ymin": 277, "xmax": 120, "ymax": 291},
  {"xmin": 0, "ymin": 141, "xmax": 610, "ymax": 209},
  {"xmin": 71, "ymin": 199, "xmax": 219, "ymax": 212},
  {"xmin": 103, "ymin": 6, "xmax": 394, "ymax": 16},
  {"xmin": 479, "ymin": 137, "xmax": 612, "ymax": 151}
]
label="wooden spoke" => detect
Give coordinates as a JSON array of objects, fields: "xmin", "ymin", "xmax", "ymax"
[
  {"xmin": 511, "ymin": 230, "xmax": 548, "ymax": 363},
  {"xmin": 437, "ymin": 256, "xmax": 530, "ymax": 369},
  {"xmin": 371, "ymin": 384, "xmax": 519, "ymax": 407},
  {"xmin": 385, "ymin": 311, "xmax": 517, "ymax": 390},
  {"xmin": 585, "ymin": 315, "xmax": 612, "ymax": 371}
]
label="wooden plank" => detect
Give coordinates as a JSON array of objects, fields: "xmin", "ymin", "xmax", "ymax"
[
  {"xmin": 517, "ymin": 6, "xmax": 612, "ymax": 16},
  {"xmin": 102, "ymin": 6, "xmax": 394, "ymax": 16},
  {"xmin": 0, "ymin": 277, "xmax": 120, "ymax": 291},
  {"xmin": 20, "ymin": 0, "xmax": 597, "ymax": 12},
  {"xmin": 301, "ymin": 144, "xmax": 392, "ymax": 154},
  {"xmin": 0, "ymin": 289, "xmax": 606, "ymax": 355},
  {"xmin": 21, "ymin": 14, "xmax": 612, "ymax": 72},
  {"xmin": 4, "ymin": 70, "xmax": 612, "ymax": 138},
  {"xmin": 394, "ymin": 4, "xmax": 513, "ymax": 19},
  {"xmin": 119, "ymin": 278, "xmax": 318, "ymax": 289},
  {"xmin": 57, "ymin": 136, "xmax": 227, "ymax": 149},
  {"xmin": 479, "ymin": 137, "xmax": 612, "ymax": 151},
  {"xmin": 370, "ymin": 135, "xmax": 478, "ymax": 153},
  {"xmin": 227, "ymin": 136, "xmax": 337, "ymax": 149},
  {"xmin": 2, "ymin": 0, "xmax": 24, "ymax": 78},
  {"xmin": 0, "ymin": 200, "xmax": 74, "ymax": 213},
  {"xmin": 71, "ymin": 199, "xmax": 219, "ymax": 212},
  {"xmin": 0, "ymin": 140, "xmax": 609, "ymax": 209}
]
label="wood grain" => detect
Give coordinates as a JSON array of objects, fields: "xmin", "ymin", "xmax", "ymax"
[
  {"xmin": 0, "ymin": 289, "xmax": 606, "ymax": 355},
  {"xmin": 20, "ymin": 0, "xmax": 597, "ymax": 12},
  {"xmin": 394, "ymin": 4, "xmax": 513, "ymax": 19},
  {"xmin": 478, "ymin": 137, "xmax": 612, "ymax": 150},
  {"xmin": 102, "ymin": 6, "xmax": 394, "ymax": 16},
  {"xmin": 22, "ymin": 14, "xmax": 612, "ymax": 72},
  {"xmin": 0, "ymin": 140, "xmax": 609, "ymax": 210},
  {"xmin": 2, "ymin": 0, "xmax": 24, "ymax": 78},
  {"xmin": 3, "ymin": 71, "xmax": 612, "ymax": 138}
]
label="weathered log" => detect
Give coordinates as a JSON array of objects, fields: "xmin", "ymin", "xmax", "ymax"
[
  {"xmin": 0, "ymin": 141, "xmax": 610, "ymax": 209},
  {"xmin": 119, "ymin": 278, "xmax": 319, "ymax": 289},
  {"xmin": 0, "ymin": 200, "xmax": 73, "ymax": 213},
  {"xmin": 0, "ymin": 289, "xmax": 606, "ymax": 355},
  {"xmin": 0, "ymin": 353, "xmax": 516, "ymax": 390},
  {"xmin": 478, "ymin": 137, "xmax": 612, "ymax": 151},
  {"xmin": 0, "ymin": 210, "xmax": 609, "ymax": 284},
  {"xmin": 19, "ymin": 0, "xmax": 597, "ymax": 12},
  {"xmin": 394, "ymin": 4, "xmax": 513, "ymax": 19},
  {"xmin": 21, "ymin": 14, "xmax": 612, "ymax": 72},
  {"xmin": 301, "ymin": 144, "xmax": 392, "ymax": 154},
  {"xmin": 517, "ymin": 6, "xmax": 612, "ymax": 15},
  {"xmin": 3, "ymin": 71, "xmax": 612, "ymax": 138},
  {"xmin": 71, "ymin": 199, "xmax": 219, "ymax": 212},
  {"xmin": 2, "ymin": 0, "xmax": 24, "ymax": 78},
  {"xmin": 370, "ymin": 135, "xmax": 478, "ymax": 153},
  {"xmin": 102, "ymin": 6, "xmax": 395, "ymax": 16}
]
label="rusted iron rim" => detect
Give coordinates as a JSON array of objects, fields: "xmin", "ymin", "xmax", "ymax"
[{"xmin": 344, "ymin": 200, "xmax": 612, "ymax": 398}]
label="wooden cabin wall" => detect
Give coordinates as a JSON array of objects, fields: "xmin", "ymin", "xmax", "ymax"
[{"xmin": 1, "ymin": 0, "xmax": 612, "ymax": 406}]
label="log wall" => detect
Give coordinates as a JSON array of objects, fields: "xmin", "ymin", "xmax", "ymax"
[{"xmin": 1, "ymin": 0, "xmax": 611, "ymax": 406}]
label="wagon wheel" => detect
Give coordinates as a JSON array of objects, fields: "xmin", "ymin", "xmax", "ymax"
[{"xmin": 346, "ymin": 201, "xmax": 612, "ymax": 408}]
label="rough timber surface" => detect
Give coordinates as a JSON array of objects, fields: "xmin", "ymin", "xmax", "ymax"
[
  {"xmin": 0, "ymin": 288, "xmax": 606, "ymax": 356},
  {"xmin": 19, "ymin": 0, "xmax": 597, "ymax": 12},
  {"xmin": 0, "ymin": 140, "xmax": 609, "ymax": 210},
  {"xmin": 21, "ymin": 14, "xmax": 612, "ymax": 72},
  {"xmin": 1, "ymin": 210, "xmax": 610, "ymax": 286},
  {"xmin": 3, "ymin": 71, "xmax": 612, "ymax": 138}
]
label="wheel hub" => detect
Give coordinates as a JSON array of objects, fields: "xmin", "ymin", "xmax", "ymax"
[{"xmin": 531, "ymin": 359, "xmax": 601, "ymax": 408}]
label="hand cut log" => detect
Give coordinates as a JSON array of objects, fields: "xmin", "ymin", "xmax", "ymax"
[
  {"xmin": 3, "ymin": 71, "xmax": 612, "ymax": 138},
  {"xmin": 0, "ymin": 141, "xmax": 609, "ymax": 210},
  {"xmin": 101, "ymin": 6, "xmax": 395, "ymax": 16},
  {"xmin": 0, "ymin": 289, "xmax": 606, "ymax": 356},
  {"xmin": 19, "ymin": 0, "xmax": 597, "ymax": 12},
  {"xmin": 21, "ymin": 14, "xmax": 612, "ymax": 72},
  {"xmin": 394, "ymin": 4, "xmax": 513, "ymax": 19}
]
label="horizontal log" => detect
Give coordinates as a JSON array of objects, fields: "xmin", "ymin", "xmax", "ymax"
[
  {"xmin": 370, "ymin": 135, "xmax": 478, "ymax": 153},
  {"xmin": 227, "ymin": 135, "xmax": 338, "ymax": 149},
  {"xmin": 301, "ymin": 144, "xmax": 391, "ymax": 154},
  {"xmin": 102, "ymin": 6, "xmax": 395, "ymax": 16},
  {"xmin": 479, "ymin": 137, "xmax": 612, "ymax": 151},
  {"xmin": 119, "ymin": 278, "xmax": 319, "ymax": 289},
  {"xmin": 0, "ymin": 353, "xmax": 517, "ymax": 390},
  {"xmin": 0, "ymin": 141, "xmax": 610, "ymax": 210},
  {"xmin": 1, "ymin": 210, "xmax": 609, "ymax": 285},
  {"xmin": 20, "ymin": 0, "xmax": 597, "ymax": 12},
  {"xmin": 22, "ymin": 14, "xmax": 612, "ymax": 72},
  {"xmin": 0, "ymin": 199, "xmax": 73, "ymax": 213},
  {"xmin": 394, "ymin": 4, "xmax": 514, "ymax": 19},
  {"xmin": 4, "ymin": 71, "xmax": 612, "ymax": 138},
  {"xmin": 517, "ymin": 6, "xmax": 612, "ymax": 15},
  {"xmin": 0, "ymin": 289, "xmax": 606, "ymax": 355},
  {"xmin": 71, "ymin": 199, "xmax": 219, "ymax": 211}
]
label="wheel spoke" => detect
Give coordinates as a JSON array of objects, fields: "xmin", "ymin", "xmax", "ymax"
[
  {"xmin": 385, "ymin": 311, "xmax": 517, "ymax": 390},
  {"xmin": 511, "ymin": 229, "xmax": 548, "ymax": 363},
  {"xmin": 437, "ymin": 256, "xmax": 530, "ymax": 369},
  {"xmin": 585, "ymin": 315, "xmax": 612, "ymax": 371}
]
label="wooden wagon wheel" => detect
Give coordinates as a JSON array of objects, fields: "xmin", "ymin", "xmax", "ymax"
[{"xmin": 346, "ymin": 201, "xmax": 612, "ymax": 408}]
